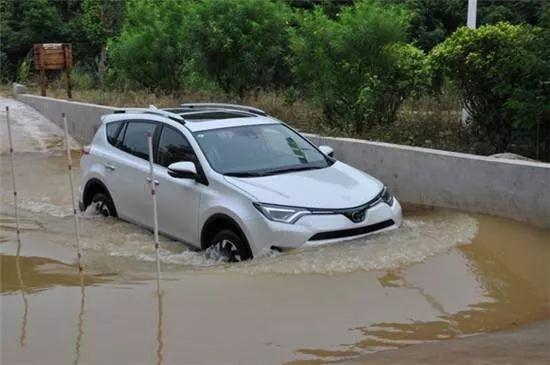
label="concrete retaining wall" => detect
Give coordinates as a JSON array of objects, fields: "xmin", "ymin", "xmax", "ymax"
[
  {"xmin": 14, "ymin": 92, "xmax": 550, "ymax": 229},
  {"xmin": 16, "ymin": 93, "xmax": 116, "ymax": 144},
  {"xmin": 307, "ymin": 135, "xmax": 550, "ymax": 229}
]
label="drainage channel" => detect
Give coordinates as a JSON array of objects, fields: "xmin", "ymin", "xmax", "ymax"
[{"xmin": 1, "ymin": 97, "xmax": 548, "ymax": 364}]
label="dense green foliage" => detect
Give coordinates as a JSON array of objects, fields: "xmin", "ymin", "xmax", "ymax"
[
  {"xmin": 108, "ymin": 0, "xmax": 291, "ymax": 94},
  {"xmin": 431, "ymin": 22, "xmax": 549, "ymax": 152},
  {"xmin": 108, "ymin": 0, "xmax": 189, "ymax": 90},
  {"xmin": 81, "ymin": 0, "xmax": 125, "ymax": 83},
  {"xmin": 289, "ymin": 1, "xmax": 430, "ymax": 131},
  {"xmin": 185, "ymin": 0, "xmax": 292, "ymax": 96},
  {"xmin": 383, "ymin": 0, "xmax": 548, "ymax": 51},
  {"xmin": 1, "ymin": 0, "xmax": 548, "ymax": 158},
  {"xmin": 1, "ymin": 0, "xmax": 83, "ymax": 80},
  {"xmin": 0, "ymin": 0, "xmax": 120, "ymax": 81}
]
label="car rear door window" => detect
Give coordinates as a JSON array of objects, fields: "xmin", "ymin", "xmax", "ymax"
[
  {"xmin": 115, "ymin": 122, "xmax": 127, "ymax": 147},
  {"xmin": 120, "ymin": 121, "xmax": 156, "ymax": 160},
  {"xmin": 156, "ymin": 127, "xmax": 196, "ymax": 167},
  {"xmin": 106, "ymin": 121, "xmax": 123, "ymax": 146}
]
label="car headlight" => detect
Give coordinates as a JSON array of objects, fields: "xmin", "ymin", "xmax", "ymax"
[
  {"xmin": 381, "ymin": 186, "xmax": 394, "ymax": 206},
  {"xmin": 253, "ymin": 203, "xmax": 310, "ymax": 224}
]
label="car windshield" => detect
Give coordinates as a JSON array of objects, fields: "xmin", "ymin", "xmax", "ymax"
[{"xmin": 192, "ymin": 123, "xmax": 331, "ymax": 176}]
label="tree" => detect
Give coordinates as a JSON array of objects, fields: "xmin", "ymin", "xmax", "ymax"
[
  {"xmin": 81, "ymin": 0, "xmax": 125, "ymax": 84},
  {"xmin": 431, "ymin": 22, "xmax": 549, "ymax": 153},
  {"xmin": 185, "ymin": 0, "xmax": 292, "ymax": 97},
  {"xmin": 382, "ymin": 0, "xmax": 547, "ymax": 51},
  {"xmin": 289, "ymin": 0, "xmax": 430, "ymax": 131},
  {"xmin": 0, "ymin": 0, "xmax": 96, "ymax": 81},
  {"xmin": 108, "ymin": 0, "xmax": 190, "ymax": 91},
  {"xmin": 0, "ymin": 0, "xmax": 62, "ymax": 80}
]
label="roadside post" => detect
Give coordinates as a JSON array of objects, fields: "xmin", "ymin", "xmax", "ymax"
[
  {"xmin": 5, "ymin": 106, "xmax": 22, "ymax": 250},
  {"xmin": 6, "ymin": 106, "xmax": 28, "ymax": 347},
  {"xmin": 147, "ymin": 133, "xmax": 162, "ymax": 294},
  {"xmin": 62, "ymin": 113, "xmax": 83, "ymax": 271}
]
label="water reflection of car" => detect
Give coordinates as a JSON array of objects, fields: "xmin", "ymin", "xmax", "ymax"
[{"xmin": 80, "ymin": 103, "xmax": 402, "ymax": 262}]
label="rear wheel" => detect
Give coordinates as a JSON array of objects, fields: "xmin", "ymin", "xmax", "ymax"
[
  {"xmin": 207, "ymin": 229, "xmax": 252, "ymax": 262},
  {"xmin": 90, "ymin": 192, "xmax": 116, "ymax": 217}
]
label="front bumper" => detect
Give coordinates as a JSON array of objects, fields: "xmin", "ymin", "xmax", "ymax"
[{"xmin": 245, "ymin": 199, "xmax": 402, "ymax": 256}]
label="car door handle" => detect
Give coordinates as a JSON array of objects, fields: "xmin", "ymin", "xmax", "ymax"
[
  {"xmin": 104, "ymin": 163, "xmax": 116, "ymax": 171},
  {"xmin": 145, "ymin": 177, "xmax": 160, "ymax": 186}
]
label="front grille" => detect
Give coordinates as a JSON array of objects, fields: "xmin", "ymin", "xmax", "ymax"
[{"xmin": 308, "ymin": 219, "xmax": 394, "ymax": 241}]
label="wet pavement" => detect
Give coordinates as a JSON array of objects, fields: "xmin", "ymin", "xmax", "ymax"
[{"xmin": 1, "ymin": 97, "xmax": 549, "ymax": 364}]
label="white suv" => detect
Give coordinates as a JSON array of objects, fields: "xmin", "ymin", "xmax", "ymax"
[{"xmin": 80, "ymin": 104, "xmax": 402, "ymax": 261}]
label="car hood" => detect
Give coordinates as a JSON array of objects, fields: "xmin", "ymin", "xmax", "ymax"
[{"xmin": 224, "ymin": 161, "xmax": 383, "ymax": 209}]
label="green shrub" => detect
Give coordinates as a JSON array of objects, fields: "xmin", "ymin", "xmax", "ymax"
[
  {"xmin": 71, "ymin": 68, "xmax": 96, "ymax": 90},
  {"xmin": 357, "ymin": 43, "xmax": 432, "ymax": 126},
  {"xmin": 16, "ymin": 59, "xmax": 31, "ymax": 83},
  {"xmin": 185, "ymin": 0, "xmax": 292, "ymax": 97},
  {"xmin": 289, "ymin": 0, "xmax": 430, "ymax": 132},
  {"xmin": 430, "ymin": 22, "xmax": 549, "ymax": 153},
  {"xmin": 108, "ymin": 0, "xmax": 190, "ymax": 91}
]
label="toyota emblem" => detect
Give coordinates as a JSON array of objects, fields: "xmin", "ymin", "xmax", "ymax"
[{"xmin": 350, "ymin": 209, "xmax": 366, "ymax": 223}]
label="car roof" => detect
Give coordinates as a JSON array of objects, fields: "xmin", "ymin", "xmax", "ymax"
[{"xmin": 103, "ymin": 105, "xmax": 280, "ymax": 132}]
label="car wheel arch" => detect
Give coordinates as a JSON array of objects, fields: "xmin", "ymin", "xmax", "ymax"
[
  {"xmin": 200, "ymin": 213, "xmax": 252, "ymax": 257},
  {"xmin": 83, "ymin": 178, "xmax": 117, "ymax": 215}
]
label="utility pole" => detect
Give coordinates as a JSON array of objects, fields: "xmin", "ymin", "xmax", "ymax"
[
  {"xmin": 462, "ymin": 0, "xmax": 477, "ymax": 123},
  {"xmin": 467, "ymin": 0, "xmax": 477, "ymax": 29}
]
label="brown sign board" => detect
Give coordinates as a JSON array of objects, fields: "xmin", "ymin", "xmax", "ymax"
[
  {"xmin": 34, "ymin": 43, "xmax": 73, "ymax": 70},
  {"xmin": 33, "ymin": 43, "xmax": 73, "ymax": 97}
]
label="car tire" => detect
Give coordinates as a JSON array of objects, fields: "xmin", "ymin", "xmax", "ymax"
[
  {"xmin": 208, "ymin": 229, "xmax": 252, "ymax": 262},
  {"xmin": 90, "ymin": 192, "xmax": 116, "ymax": 217}
]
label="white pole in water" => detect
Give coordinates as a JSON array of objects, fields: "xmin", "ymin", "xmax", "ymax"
[
  {"xmin": 147, "ymin": 133, "xmax": 162, "ymax": 293},
  {"xmin": 6, "ymin": 106, "xmax": 29, "ymax": 347},
  {"xmin": 62, "ymin": 113, "xmax": 83, "ymax": 272},
  {"xmin": 5, "ymin": 106, "xmax": 22, "ymax": 251}
]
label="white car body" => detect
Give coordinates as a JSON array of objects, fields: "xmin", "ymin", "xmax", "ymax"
[{"xmin": 80, "ymin": 105, "xmax": 402, "ymax": 259}]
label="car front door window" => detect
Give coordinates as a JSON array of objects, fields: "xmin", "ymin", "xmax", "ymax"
[{"xmin": 156, "ymin": 126, "xmax": 196, "ymax": 167}]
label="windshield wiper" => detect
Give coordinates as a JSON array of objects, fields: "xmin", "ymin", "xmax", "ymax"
[
  {"xmin": 225, "ymin": 165, "xmax": 325, "ymax": 177},
  {"xmin": 263, "ymin": 165, "xmax": 324, "ymax": 176},
  {"xmin": 224, "ymin": 171, "xmax": 266, "ymax": 177}
]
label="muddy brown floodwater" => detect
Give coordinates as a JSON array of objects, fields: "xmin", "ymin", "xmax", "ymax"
[{"xmin": 1, "ymin": 97, "xmax": 549, "ymax": 364}]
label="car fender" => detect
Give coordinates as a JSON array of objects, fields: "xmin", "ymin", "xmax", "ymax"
[
  {"xmin": 80, "ymin": 167, "xmax": 107, "ymax": 201},
  {"xmin": 198, "ymin": 204, "xmax": 259, "ymax": 254}
]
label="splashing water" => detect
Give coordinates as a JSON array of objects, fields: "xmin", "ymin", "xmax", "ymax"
[{"xmin": 76, "ymin": 209, "xmax": 478, "ymax": 275}]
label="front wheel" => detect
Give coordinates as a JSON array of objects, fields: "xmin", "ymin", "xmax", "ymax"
[
  {"xmin": 207, "ymin": 229, "xmax": 252, "ymax": 262},
  {"xmin": 90, "ymin": 192, "xmax": 116, "ymax": 217}
]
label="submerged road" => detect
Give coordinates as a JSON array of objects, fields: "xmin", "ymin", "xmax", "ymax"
[{"xmin": 1, "ymin": 96, "xmax": 549, "ymax": 364}]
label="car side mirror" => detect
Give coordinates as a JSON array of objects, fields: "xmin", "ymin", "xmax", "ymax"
[
  {"xmin": 318, "ymin": 145, "xmax": 335, "ymax": 158},
  {"xmin": 168, "ymin": 161, "xmax": 197, "ymax": 179}
]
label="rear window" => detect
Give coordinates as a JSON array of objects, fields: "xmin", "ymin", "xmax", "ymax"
[{"xmin": 106, "ymin": 122, "xmax": 123, "ymax": 146}]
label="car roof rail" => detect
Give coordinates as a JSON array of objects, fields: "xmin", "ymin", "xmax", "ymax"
[
  {"xmin": 180, "ymin": 103, "xmax": 267, "ymax": 116},
  {"xmin": 113, "ymin": 105, "xmax": 185, "ymax": 123}
]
